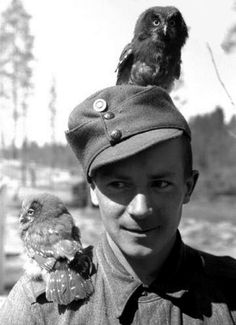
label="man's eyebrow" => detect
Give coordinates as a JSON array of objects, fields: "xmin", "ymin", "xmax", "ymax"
[
  {"xmin": 98, "ymin": 171, "xmax": 130, "ymax": 180},
  {"xmin": 98, "ymin": 170, "xmax": 177, "ymax": 179},
  {"xmin": 149, "ymin": 171, "xmax": 177, "ymax": 178}
]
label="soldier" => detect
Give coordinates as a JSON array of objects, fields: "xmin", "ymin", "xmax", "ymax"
[{"xmin": 1, "ymin": 85, "xmax": 236, "ymax": 324}]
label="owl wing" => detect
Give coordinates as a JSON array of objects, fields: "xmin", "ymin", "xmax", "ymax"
[
  {"xmin": 46, "ymin": 265, "xmax": 94, "ymax": 304},
  {"xmin": 24, "ymin": 214, "xmax": 94, "ymax": 304},
  {"xmin": 116, "ymin": 43, "xmax": 134, "ymax": 85},
  {"xmin": 45, "ymin": 243, "xmax": 94, "ymax": 304},
  {"xmin": 24, "ymin": 213, "xmax": 82, "ymax": 271}
]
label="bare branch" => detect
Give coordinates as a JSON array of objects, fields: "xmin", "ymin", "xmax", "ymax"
[{"xmin": 206, "ymin": 42, "xmax": 236, "ymax": 109}]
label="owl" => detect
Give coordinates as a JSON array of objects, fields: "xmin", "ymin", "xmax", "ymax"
[
  {"xmin": 116, "ymin": 6, "xmax": 188, "ymax": 91},
  {"xmin": 19, "ymin": 193, "xmax": 94, "ymax": 305}
]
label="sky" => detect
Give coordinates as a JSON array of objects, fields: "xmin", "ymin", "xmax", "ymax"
[{"xmin": 0, "ymin": 0, "xmax": 236, "ymax": 145}]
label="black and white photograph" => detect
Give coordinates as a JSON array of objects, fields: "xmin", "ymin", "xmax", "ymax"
[{"xmin": 0, "ymin": 0, "xmax": 236, "ymax": 323}]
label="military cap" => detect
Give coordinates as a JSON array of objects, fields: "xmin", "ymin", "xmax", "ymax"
[{"xmin": 65, "ymin": 85, "xmax": 191, "ymax": 179}]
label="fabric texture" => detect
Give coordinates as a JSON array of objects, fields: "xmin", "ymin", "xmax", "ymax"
[{"xmin": 65, "ymin": 85, "xmax": 191, "ymax": 179}]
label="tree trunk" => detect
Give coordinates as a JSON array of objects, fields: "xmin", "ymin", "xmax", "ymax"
[{"xmin": 0, "ymin": 184, "xmax": 6, "ymax": 294}]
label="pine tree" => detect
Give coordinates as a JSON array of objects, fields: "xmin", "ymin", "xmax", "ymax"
[
  {"xmin": 49, "ymin": 77, "xmax": 57, "ymax": 177},
  {"xmin": 0, "ymin": 0, "xmax": 34, "ymax": 159},
  {"xmin": 49, "ymin": 77, "xmax": 57, "ymax": 147},
  {"xmin": 222, "ymin": 2, "xmax": 236, "ymax": 53}
]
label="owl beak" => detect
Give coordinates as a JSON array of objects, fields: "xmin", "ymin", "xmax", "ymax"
[
  {"xmin": 19, "ymin": 214, "xmax": 26, "ymax": 223},
  {"xmin": 163, "ymin": 24, "xmax": 167, "ymax": 36},
  {"xmin": 19, "ymin": 213, "xmax": 31, "ymax": 224}
]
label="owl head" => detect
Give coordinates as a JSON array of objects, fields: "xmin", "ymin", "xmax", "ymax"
[
  {"xmin": 19, "ymin": 193, "xmax": 68, "ymax": 232},
  {"xmin": 134, "ymin": 6, "xmax": 188, "ymax": 48}
]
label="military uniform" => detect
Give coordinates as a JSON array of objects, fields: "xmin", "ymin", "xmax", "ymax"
[{"xmin": 1, "ymin": 232, "xmax": 236, "ymax": 324}]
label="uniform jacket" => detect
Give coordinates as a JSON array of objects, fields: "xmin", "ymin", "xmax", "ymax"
[{"xmin": 1, "ymin": 231, "xmax": 236, "ymax": 324}]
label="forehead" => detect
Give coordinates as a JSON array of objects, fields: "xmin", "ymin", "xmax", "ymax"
[{"xmin": 95, "ymin": 137, "xmax": 185, "ymax": 178}]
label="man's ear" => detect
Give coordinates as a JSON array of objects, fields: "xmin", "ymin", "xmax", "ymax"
[
  {"xmin": 89, "ymin": 184, "xmax": 99, "ymax": 207},
  {"xmin": 183, "ymin": 170, "xmax": 199, "ymax": 204}
]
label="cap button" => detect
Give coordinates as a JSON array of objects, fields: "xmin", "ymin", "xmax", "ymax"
[
  {"xmin": 110, "ymin": 129, "xmax": 122, "ymax": 142},
  {"xmin": 103, "ymin": 112, "xmax": 115, "ymax": 120},
  {"xmin": 93, "ymin": 98, "xmax": 107, "ymax": 112}
]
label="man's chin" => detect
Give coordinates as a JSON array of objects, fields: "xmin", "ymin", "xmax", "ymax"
[{"xmin": 120, "ymin": 242, "xmax": 155, "ymax": 260}]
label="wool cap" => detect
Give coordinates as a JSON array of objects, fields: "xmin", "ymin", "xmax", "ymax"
[{"xmin": 65, "ymin": 85, "xmax": 191, "ymax": 179}]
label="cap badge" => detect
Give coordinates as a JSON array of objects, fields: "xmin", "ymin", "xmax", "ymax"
[{"xmin": 93, "ymin": 98, "xmax": 107, "ymax": 112}]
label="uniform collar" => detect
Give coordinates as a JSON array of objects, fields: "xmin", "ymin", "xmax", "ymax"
[
  {"xmin": 95, "ymin": 230, "xmax": 203, "ymax": 319},
  {"xmin": 95, "ymin": 233, "xmax": 142, "ymax": 318}
]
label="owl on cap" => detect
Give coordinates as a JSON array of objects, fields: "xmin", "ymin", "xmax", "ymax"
[{"xmin": 116, "ymin": 6, "xmax": 188, "ymax": 92}]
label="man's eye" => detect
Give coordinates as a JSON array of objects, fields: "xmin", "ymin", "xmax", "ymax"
[
  {"xmin": 108, "ymin": 181, "xmax": 129, "ymax": 190},
  {"xmin": 152, "ymin": 180, "xmax": 170, "ymax": 189}
]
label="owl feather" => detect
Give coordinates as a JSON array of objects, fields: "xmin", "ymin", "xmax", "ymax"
[
  {"xmin": 116, "ymin": 6, "xmax": 188, "ymax": 91},
  {"xmin": 19, "ymin": 193, "xmax": 94, "ymax": 305}
]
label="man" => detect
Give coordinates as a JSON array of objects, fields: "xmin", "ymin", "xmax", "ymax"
[{"xmin": 1, "ymin": 85, "xmax": 236, "ymax": 324}]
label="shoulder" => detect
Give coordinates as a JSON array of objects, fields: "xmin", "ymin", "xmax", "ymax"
[
  {"xmin": 199, "ymin": 249, "xmax": 236, "ymax": 280},
  {"xmin": 187, "ymin": 245, "xmax": 236, "ymax": 300},
  {"xmin": 184, "ymin": 243, "xmax": 236, "ymax": 278},
  {"xmin": 2, "ymin": 273, "xmax": 45, "ymax": 305},
  {"xmin": 0, "ymin": 274, "xmax": 46, "ymax": 324}
]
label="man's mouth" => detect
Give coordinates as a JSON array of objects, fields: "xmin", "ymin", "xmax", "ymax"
[{"xmin": 122, "ymin": 226, "xmax": 159, "ymax": 234}]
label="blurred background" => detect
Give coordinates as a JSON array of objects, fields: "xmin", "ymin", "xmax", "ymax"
[{"xmin": 0, "ymin": 0, "xmax": 236, "ymax": 299}]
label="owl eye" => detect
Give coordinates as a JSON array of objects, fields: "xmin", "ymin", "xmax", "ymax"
[
  {"xmin": 27, "ymin": 208, "xmax": 35, "ymax": 216},
  {"xmin": 169, "ymin": 19, "xmax": 176, "ymax": 27},
  {"xmin": 152, "ymin": 18, "xmax": 160, "ymax": 26}
]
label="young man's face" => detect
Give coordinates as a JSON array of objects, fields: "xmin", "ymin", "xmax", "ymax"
[{"xmin": 91, "ymin": 137, "xmax": 197, "ymax": 261}]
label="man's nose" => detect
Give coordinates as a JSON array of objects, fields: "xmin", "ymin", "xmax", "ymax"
[{"xmin": 127, "ymin": 193, "xmax": 152, "ymax": 219}]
